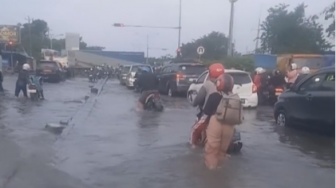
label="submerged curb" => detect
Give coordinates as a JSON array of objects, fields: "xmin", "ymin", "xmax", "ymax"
[{"xmin": 47, "ymin": 78, "xmax": 108, "ymax": 136}]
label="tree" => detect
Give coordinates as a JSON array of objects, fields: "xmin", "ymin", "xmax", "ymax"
[
  {"xmin": 20, "ymin": 19, "xmax": 49, "ymax": 59},
  {"xmin": 180, "ymin": 31, "xmax": 229, "ymax": 59},
  {"xmin": 260, "ymin": 3, "xmax": 331, "ymax": 54},
  {"xmin": 19, "ymin": 19, "xmax": 103, "ymax": 59},
  {"xmin": 324, "ymin": 2, "xmax": 335, "ymax": 38}
]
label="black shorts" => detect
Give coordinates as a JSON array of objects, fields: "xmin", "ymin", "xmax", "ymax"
[{"xmin": 139, "ymin": 90, "xmax": 157, "ymax": 105}]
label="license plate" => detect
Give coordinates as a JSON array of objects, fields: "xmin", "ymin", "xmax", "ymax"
[
  {"xmin": 189, "ymin": 78, "xmax": 195, "ymax": 82},
  {"xmin": 275, "ymin": 92, "xmax": 282, "ymax": 96},
  {"xmin": 28, "ymin": 89, "xmax": 37, "ymax": 93},
  {"xmin": 43, "ymin": 70, "xmax": 52, "ymax": 73}
]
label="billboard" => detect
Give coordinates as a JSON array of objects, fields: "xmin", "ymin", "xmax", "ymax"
[
  {"xmin": 65, "ymin": 33, "xmax": 80, "ymax": 51},
  {"xmin": 0, "ymin": 25, "xmax": 19, "ymax": 43}
]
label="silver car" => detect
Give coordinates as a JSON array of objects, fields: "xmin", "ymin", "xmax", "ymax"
[{"xmin": 125, "ymin": 65, "xmax": 153, "ymax": 88}]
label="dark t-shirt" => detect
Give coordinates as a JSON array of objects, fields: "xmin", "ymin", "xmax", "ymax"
[
  {"xmin": 203, "ymin": 92, "xmax": 222, "ymax": 116},
  {"xmin": 138, "ymin": 72, "xmax": 159, "ymax": 91}
]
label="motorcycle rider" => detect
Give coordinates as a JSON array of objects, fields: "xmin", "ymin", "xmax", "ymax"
[
  {"xmin": 269, "ymin": 70, "xmax": 286, "ymax": 87},
  {"xmin": 15, "ymin": 63, "xmax": 30, "ymax": 98},
  {"xmin": 253, "ymin": 67, "xmax": 267, "ymax": 104},
  {"xmin": 203, "ymin": 73, "xmax": 241, "ymax": 170},
  {"xmin": 190, "ymin": 63, "xmax": 225, "ymax": 148},
  {"xmin": 294, "ymin": 66, "xmax": 310, "ymax": 86},
  {"xmin": 137, "ymin": 66, "xmax": 159, "ymax": 111},
  {"xmin": 286, "ymin": 63, "xmax": 299, "ymax": 88},
  {"xmin": 268, "ymin": 69, "xmax": 286, "ymax": 91}
]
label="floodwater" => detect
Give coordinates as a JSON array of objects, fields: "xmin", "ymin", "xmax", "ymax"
[{"xmin": 0, "ymin": 76, "xmax": 334, "ymax": 188}]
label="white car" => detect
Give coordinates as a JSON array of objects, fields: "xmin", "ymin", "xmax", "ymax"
[{"xmin": 187, "ymin": 69, "xmax": 258, "ymax": 108}]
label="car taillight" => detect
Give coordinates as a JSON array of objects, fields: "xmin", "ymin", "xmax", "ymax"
[
  {"xmin": 176, "ymin": 73, "xmax": 185, "ymax": 80},
  {"xmin": 275, "ymin": 88, "xmax": 284, "ymax": 92},
  {"xmin": 252, "ymin": 84, "xmax": 257, "ymax": 93}
]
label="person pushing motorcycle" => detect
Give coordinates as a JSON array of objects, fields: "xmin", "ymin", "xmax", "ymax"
[
  {"xmin": 15, "ymin": 63, "xmax": 30, "ymax": 98},
  {"xmin": 137, "ymin": 67, "xmax": 159, "ymax": 111},
  {"xmin": 190, "ymin": 63, "xmax": 225, "ymax": 148}
]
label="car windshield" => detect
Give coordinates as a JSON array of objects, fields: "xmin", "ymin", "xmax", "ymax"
[
  {"xmin": 293, "ymin": 57, "xmax": 325, "ymax": 69},
  {"xmin": 38, "ymin": 62, "xmax": 58, "ymax": 69},
  {"xmin": 131, "ymin": 65, "xmax": 152, "ymax": 73},
  {"xmin": 179, "ymin": 65, "xmax": 206, "ymax": 75},
  {"xmin": 122, "ymin": 66, "xmax": 131, "ymax": 73},
  {"xmin": 227, "ymin": 72, "xmax": 251, "ymax": 85}
]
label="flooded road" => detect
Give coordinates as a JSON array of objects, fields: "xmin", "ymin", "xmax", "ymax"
[{"xmin": 0, "ymin": 76, "xmax": 334, "ymax": 188}]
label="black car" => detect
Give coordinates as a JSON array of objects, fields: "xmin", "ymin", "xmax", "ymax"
[
  {"xmin": 37, "ymin": 60, "xmax": 65, "ymax": 82},
  {"xmin": 157, "ymin": 62, "xmax": 207, "ymax": 97},
  {"xmin": 274, "ymin": 66, "xmax": 335, "ymax": 134}
]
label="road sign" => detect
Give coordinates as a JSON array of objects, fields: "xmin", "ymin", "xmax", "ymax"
[{"xmin": 197, "ymin": 46, "xmax": 205, "ymax": 55}]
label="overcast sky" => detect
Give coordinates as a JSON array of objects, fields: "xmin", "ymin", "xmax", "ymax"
[{"xmin": 2, "ymin": 0, "xmax": 333, "ymax": 57}]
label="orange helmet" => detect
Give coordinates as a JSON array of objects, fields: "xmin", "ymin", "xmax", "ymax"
[
  {"xmin": 209, "ymin": 63, "xmax": 225, "ymax": 79},
  {"xmin": 216, "ymin": 74, "xmax": 234, "ymax": 93}
]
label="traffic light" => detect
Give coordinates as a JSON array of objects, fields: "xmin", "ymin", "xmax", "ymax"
[
  {"xmin": 6, "ymin": 41, "xmax": 15, "ymax": 51},
  {"xmin": 113, "ymin": 23, "xmax": 124, "ymax": 27}
]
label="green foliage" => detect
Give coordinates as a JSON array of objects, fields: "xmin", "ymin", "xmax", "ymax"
[
  {"xmin": 20, "ymin": 19, "xmax": 49, "ymax": 59},
  {"xmin": 19, "ymin": 19, "xmax": 102, "ymax": 59},
  {"xmin": 180, "ymin": 31, "xmax": 228, "ymax": 59},
  {"xmin": 324, "ymin": 2, "xmax": 335, "ymax": 38},
  {"xmin": 260, "ymin": 3, "xmax": 331, "ymax": 54}
]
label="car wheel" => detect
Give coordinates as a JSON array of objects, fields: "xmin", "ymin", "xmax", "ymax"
[
  {"xmin": 187, "ymin": 91, "xmax": 195, "ymax": 103},
  {"xmin": 276, "ymin": 109, "xmax": 289, "ymax": 127}
]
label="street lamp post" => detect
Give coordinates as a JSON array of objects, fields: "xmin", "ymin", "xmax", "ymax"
[
  {"xmin": 227, "ymin": 0, "xmax": 238, "ymax": 57},
  {"xmin": 178, "ymin": 0, "xmax": 182, "ymax": 48},
  {"xmin": 114, "ymin": 0, "xmax": 182, "ymax": 50}
]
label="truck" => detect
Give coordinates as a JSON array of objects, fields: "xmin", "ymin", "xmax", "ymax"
[{"xmin": 277, "ymin": 54, "xmax": 330, "ymax": 74}]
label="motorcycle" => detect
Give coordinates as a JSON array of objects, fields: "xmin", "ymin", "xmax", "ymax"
[
  {"xmin": 192, "ymin": 110, "xmax": 243, "ymax": 153},
  {"xmin": 268, "ymin": 85, "xmax": 285, "ymax": 105},
  {"xmin": 27, "ymin": 76, "xmax": 43, "ymax": 101},
  {"xmin": 27, "ymin": 83, "xmax": 39, "ymax": 101},
  {"xmin": 89, "ymin": 74, "xmax": 96, "ymax": 82},
  {"xmin": 144, "ymin": 91, "xmax": 164, "ymax": 112}
]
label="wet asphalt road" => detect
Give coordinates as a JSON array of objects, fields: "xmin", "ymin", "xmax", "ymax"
[{"xmin": 0, "ymin": 75, "xmax": 334, "ymax": 188}]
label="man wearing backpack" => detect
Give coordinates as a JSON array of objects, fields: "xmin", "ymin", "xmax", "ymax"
[
  {"xmin": 190, "ymin": 63, "xmax": 225, "ymax": 148},
  {"xmin": 202, "ymin": 74, "xmax": 243, "ymax": 170}
]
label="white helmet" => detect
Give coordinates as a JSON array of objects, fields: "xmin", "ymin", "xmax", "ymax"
[
  {"xmin": 255, "ymin": 67, "xmax": 265, "ymax": 74},
  {"xmin": 291, "ymin": 63, "xmax": 298, "ymax": 70},
  {"xmin": 301, "ymin": 66, "xmax": 310, "ymax": 74},
  {"xmin": 23, "ymin": 63, "xmax": 31, "ymax": 70}
]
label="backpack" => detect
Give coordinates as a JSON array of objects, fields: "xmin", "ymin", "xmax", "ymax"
[{"xmin": 215, "ymin": 92, "xmax": 243, "ymax": 125}]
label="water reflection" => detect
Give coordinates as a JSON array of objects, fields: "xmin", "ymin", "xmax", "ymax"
[
  {"xmin": 137, "ymin": 111, "xmax": 161, "ymax": 128},
  {"xmin": 136, "ymin": 111, "xmax": 162, "ymax": 148},
  {"xmin": 274, "ymin": 124, "xmax": 335, "ymax": 168}
]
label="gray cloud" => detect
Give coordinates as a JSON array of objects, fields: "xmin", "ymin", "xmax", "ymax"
[{"xmin": 2, "ymin": 0, "xmax": 332, "ymax": 57}]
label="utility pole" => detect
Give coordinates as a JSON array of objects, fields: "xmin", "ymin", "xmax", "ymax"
[
  {"xmin": 48, "ymin": 28, "xmax": 53, "ymax": 49},
  {"xmin": 25, "ymin": 16, "xmax": 32, "ymax": 56},
  {"xmin": 255, "ymin": 18, "xmax": 261, "ymax": 53},
  {"xmin": 227, "ymin": 0, "xmax": 238, "ymax": 57},
  {"xmin": 146, "ymin": 35, "xmax": 149, "ymax": 64},
  {"xmin": 178, "ymin": 0, "xmax": 182, "ymax": 49}
]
